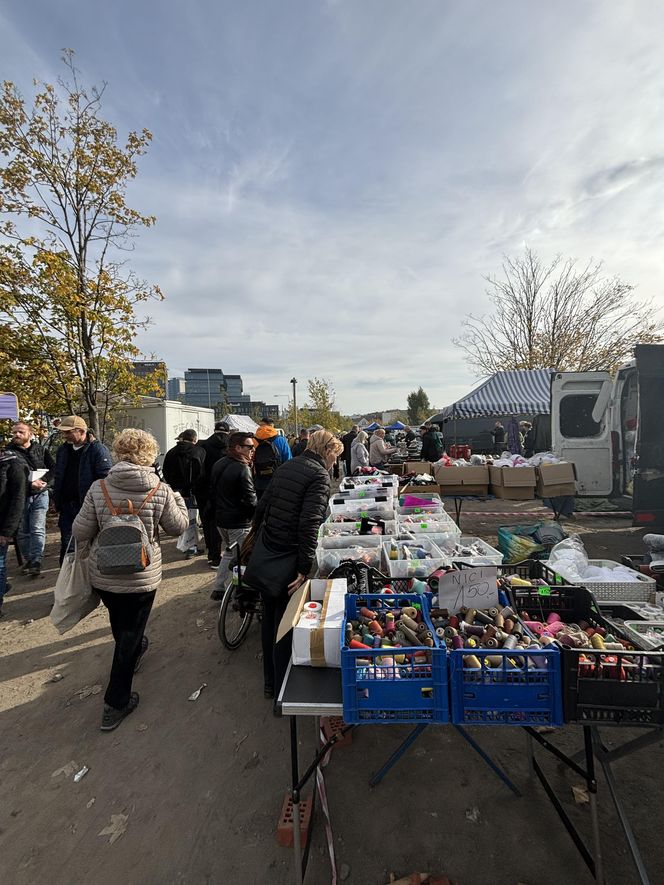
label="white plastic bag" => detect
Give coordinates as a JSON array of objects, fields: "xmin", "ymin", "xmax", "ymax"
[
  {"xmin": 176, "ymin": 508, "xmax": 200, "ymax": 552},
  {"xmin": 547, "ymin": 534, "xmax": 589, "ymax": 584},
  {"xmin": 50, "ymin": 540, "xmax": 100, "ymax": 634}
]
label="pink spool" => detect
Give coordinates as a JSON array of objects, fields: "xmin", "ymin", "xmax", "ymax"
[
  {"xmin": 545, "ymin": 621, "xmax": 566, "ymax": 635},
  {"xmin": 546, "ymin": 612, "xmax": 562, "ymax": 625},
  {"xmin": 524, "ymin": 621, "xmax": 545, "ymax": 635}
]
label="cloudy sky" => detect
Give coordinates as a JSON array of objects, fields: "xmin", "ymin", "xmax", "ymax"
[{"xmin": 2, "ymin": 1, "xmax": 664, "ymax": 414}]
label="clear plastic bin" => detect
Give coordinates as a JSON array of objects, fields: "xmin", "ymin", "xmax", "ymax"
[
  {"xmin": 328, "ymin": 501, "xmax": 396, "ymax": 522},
  {"xmin": 319, "ymin": 520, "xmax": 397, "ymax": 547},
  {"xmin": 440, "ymin": 535, "xmax": 503, "ymax": 566},
  {"xmin": 316, "ymin": 545, "xmax": 382, "ymax": 576},
  {"xmin": 398, "ymin": 513, "xmax": 460, "ymax": 536},
  {"xmin": 332, "ymin": 485, "xmax": 396, "ymax": 501},
  {"xmin": 381, "ymin": 537, "xmax": 448, "ymax": 578},
  {"xmin": 341, "ymin": 475, "xmax": 399, "ymax": 491}
]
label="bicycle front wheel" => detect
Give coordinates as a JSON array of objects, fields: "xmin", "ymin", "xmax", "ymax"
[{"xmin": 218, "ymin": 584, "xmax": 254, "ymax": 650}]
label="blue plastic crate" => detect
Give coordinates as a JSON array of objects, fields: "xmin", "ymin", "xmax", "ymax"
[
  {"xmin": 449, "ymin": 647, "xmax": 563, "ymax": 726},
  {"xmin": 341, "ymin": 594, "xmax": 449, "ymax": 724}
]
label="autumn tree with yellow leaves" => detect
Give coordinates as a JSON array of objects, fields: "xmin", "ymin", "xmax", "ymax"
[{"xmin": 0, "ymin": 51, "xmax": 162, "ymax": 437}]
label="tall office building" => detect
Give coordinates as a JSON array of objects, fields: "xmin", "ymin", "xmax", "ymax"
[
  {"xmin": 167, "ymin": 377, "xmax": 186, "ymax": 401},
  {"xmin": 131, "ymin": 361, "xmax": 167, "ymax": 398},
  {"xmin": 183, "ymin": 368, "xmax": 227, "ymax": 409}
]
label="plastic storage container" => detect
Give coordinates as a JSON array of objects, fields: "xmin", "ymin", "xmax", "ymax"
[
  {"xmin": 508, "ymin": 583, "xmax": 664, "ymax": 726},
  {"xmin": 340, "ymin": 475, "xmax": 399, "ymax": 491},
  {"xmin": 316, "ymin": 545, "xmax": 382, "ymax": 576},
  {"xmin": 341, "ymin": 594, "xmax": 449, "ymax": 724},
  {"xmin": 328, "ymin": 497, "xmax": 396, "ymax": 522},
  {"xmin": 448, "ymin": 647, "xmax": 563, "ymax": 726},
  {"xmin": 332, "ymin": 485, "xmax": 396, "ymax": 501},
  {"xmin": 545, "ymin": 558, "xmax": 656, "ymax": 603},
  {"xmin": 445, "ymin": 536, "xmax": 504, "ymax": 566},
  {"xmin": 382, "ymin": 537, "xmax": 448, "ymax": 578},
  {"xmin": 319, "ymin": 522, "xmax": 398, "ymax": 549}
]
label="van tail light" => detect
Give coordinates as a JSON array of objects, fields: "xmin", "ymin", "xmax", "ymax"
[{"xmin": 634, "ymin": 512, "xmax": 657, "ymax": 523}]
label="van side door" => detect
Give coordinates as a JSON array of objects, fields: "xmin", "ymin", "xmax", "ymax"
[{"xmin": 551, "ymin": 372, "xmax": 613, "ymax": 496}]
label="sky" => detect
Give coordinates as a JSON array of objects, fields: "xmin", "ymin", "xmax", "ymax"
[{"xmin": 2, "ymin": 0, "xmax": 664, "ymax": 415}]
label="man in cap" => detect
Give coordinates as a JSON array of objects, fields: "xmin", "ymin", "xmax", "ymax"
[{"xmin": 52, "ymin": 416, "xmax": 112, "ymax": 563}]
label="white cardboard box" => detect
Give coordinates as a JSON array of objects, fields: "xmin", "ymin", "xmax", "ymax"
[{"xmin": 277, "ymin": 578, "xmax": 348, "ymax": 668}]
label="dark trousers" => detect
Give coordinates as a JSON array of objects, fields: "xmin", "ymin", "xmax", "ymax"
[
  {"xmin": 97, "ymin": 588, "xmax": 156, "ymax": 709},
  {"xmin": 202, "ymin": 512, "xmax": 221, "ymax": 563},
  {"xmin": 58, "ymin": 502, "xmax": 81, "ymax": 564},
  {"xmin": 260, "ymin": 592, "xmax": 291, "ymax": 694}
]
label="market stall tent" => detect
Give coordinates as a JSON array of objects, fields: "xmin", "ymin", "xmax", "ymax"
[
  {"xmin": 385, "ymin": 420, "xmax": 407, "ymax": 431},
  {"xmin": 431, "ymin": 369, "xmax": 553, "ymax": 421},
  {"xmin": 219, "ymin": 413, "xmax": 259, "ymax": 433},
  {"xmin": 364, "ymin": 421, "xmax": 382, "ymax": 431}
]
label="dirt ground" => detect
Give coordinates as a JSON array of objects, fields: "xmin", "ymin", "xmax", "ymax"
[{"xmin": 1, "ymin": 502, "xmax": 663, "ymax": 885}]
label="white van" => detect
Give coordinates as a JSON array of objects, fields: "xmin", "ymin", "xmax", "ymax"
[{"xmin": 551, "ymin": 344, "xmax": 664, "ymax": 527}]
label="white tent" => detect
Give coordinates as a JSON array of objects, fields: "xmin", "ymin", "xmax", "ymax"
[{"xmin": 219, "ymin": 414, "xmax": 259, "ymax": 433}]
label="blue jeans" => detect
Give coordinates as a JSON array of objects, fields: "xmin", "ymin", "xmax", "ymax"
[
  {"xmin": 0, "ymin": 542, "xmax": 8, "ymax": 604},
  {"xmin": 17, "ymin": 490, "xmax": 49, "ymax": 564},
  {"xmin": 59, "ymin": 501, "xmax": 80, "ymax": 564}
]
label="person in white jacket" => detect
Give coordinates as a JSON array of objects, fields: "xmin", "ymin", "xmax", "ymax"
[
  {"xmin": 350, "ymin": 431, "xmax": 370, "ymax": 473},
  {"xmin": 369, "ymin": 429, "xmax": 397, "ymax": 468}
]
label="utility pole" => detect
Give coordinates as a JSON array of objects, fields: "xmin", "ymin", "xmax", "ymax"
[{"xmin": 290, "ymin": 377, "xmax": 298, "ymax": 436}]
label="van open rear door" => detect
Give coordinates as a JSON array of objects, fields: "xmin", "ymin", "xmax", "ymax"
[
  {"xmin": 633, "ymin": 344, "xmax": 664, "ymax": 529},
  {"xmin": 551, "ymin": 372, "xmax": 613, "ymax": 495}
]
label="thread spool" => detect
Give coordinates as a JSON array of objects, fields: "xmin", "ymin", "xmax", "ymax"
[
  {"xmin": 500, "ymin": 606, "xmax": 516, "ymax": 619},
  {"xmin": 503, "ymin": 618, "xmax": 515, "ymax": 634},
  {"xmin": 484, "ymin": 638, "xmax": 498, "ymax": 649},
  {"xmin": 488, "ymin": 607, "xmax": 499, "ymax": 618},
  {"xmin": 465, "ymin": 608, "xmax": 477, "ymax": 624},
  {"xmin": 474, "ymin": 610, "xmax": 493, "ymax": 625},
  {"xmin": 503, "ymin": 634, "xmax": 518, "ymax": 650},
  {"xmin": 360, "ymin": 607, "xmax": 376, "ymax": 620},
  {"xmin": 463, "ymin": 655, "xmax": 482, "ymax": 669},
  {"xmin": 436, "ymin": 627, "xmax": 446, "ymax": 639},
  {"xmin": 464, "ymin": 625, "xmax": 484, "ymax": 637},
  {"xmin": 401, "ymin": 607, "xmax": 418, "ymax": 620},
  {"xmin": 546, "ymin": 612, "xmax": 561, "ymax": 625},
  {"xmin": 590, "ymin": 633, "xmax": 606, "ymax": 650},
  {"xmin": 494, "ymin": 612, "xmax": 505, "ymax": 628},
  {"xmin": 304, "ymin": 602, "xmax": 322, "ymax": 614},
  {"xmin": 452, "ymin": 635, "xmax": 464, "ymax": 649},
  {"xmin": 401, "ymin": 613, "xmax": 419, "ymax": 633},
  {"xmin": 523, "ymin": 621, "xmax": 544, "ymax": 635},
  {"xmin": 444, "ymin": 626, "xmax": 458, "ymax": 639}
]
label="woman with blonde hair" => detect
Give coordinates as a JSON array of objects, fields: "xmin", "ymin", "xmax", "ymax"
[
  {"xmin": 350, "ymin": 430, "xmax": 370, "ymax": 473},
  {"xmin": 245, "ymin": 429, "xmax": 344, "ymax": 702},
  {"xmin": 72, "ymin": 428, "xmax": 188, "ymax": 732}
]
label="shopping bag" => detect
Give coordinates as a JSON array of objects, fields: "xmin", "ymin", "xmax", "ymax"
[
  {"xmin": 176, "ymin": 507, "xmax": 200, "ymax": 552},
  {"xmin": 50, "ymin": 541, "xmax": 100, "ymax": 634}
]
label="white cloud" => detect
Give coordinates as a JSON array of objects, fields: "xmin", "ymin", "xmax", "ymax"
[{"xmin": 2, "ymin": 0, "xmax": 664, "ymax": 414}]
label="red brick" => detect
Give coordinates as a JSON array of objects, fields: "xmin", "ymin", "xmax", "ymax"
[{"xmin": 276, "ymin": 792, "xmax": 313, "ymax": 848}]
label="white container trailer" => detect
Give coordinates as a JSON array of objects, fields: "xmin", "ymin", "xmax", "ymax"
[{"xmin": 115, "ymin": 398, "xmax": 215, "ymax": 461}]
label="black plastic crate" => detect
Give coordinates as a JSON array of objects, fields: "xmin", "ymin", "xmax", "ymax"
[{"xmin": 509, "ymin": 584, "xmax": 664, "ymax": 726}]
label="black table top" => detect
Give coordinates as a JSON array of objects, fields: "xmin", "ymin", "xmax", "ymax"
[{"xmin": 277, "ymin": 661, "xmax": 343, "ymax": 716}]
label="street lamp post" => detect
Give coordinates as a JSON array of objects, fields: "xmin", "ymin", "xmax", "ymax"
[{"xmin": 290, "ymin": 377, "xmax": 298, "ymax": 436}]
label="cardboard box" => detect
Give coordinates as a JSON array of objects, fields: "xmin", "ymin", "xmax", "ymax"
[
  {"xmin": 404, "ymin": 461, "xmax": 433, "ymax": 475},
  {"xmin": 277, "ymin": 578, "xmax": 347, "ymax": 668},
  {"xmin": 489, "ymin": 465, "xmax": 536, "ymax": 500},
  {"xmin": 536, "ymin": 462, "xmax": 577, "ymax": 498},
  {"xmin": 385, "ymin": 462, "xmax": 405, "ymax": 476},
  {"xmin": 435, "ymin": 464, "xmax": 489, "ymax": 496},
  {"xmin": 400, "ymin": 482, "xmax": 439, "ymax": 495}
]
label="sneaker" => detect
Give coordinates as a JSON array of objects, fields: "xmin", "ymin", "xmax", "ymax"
[
  {"xmin": 210, "ymin": 587, "xmax": 225, "ymax": 601},
  {"xmin": 100, "ymin": 692, "xmax": 140, "ymax": 732},
  {"xmin": 134, "ymin": 636, "xmax": 149, "ymax": 673},
  {"xmin": 29, "ymin": 561, "xmax": 41, "ymax": 578},
  {"xmin": 21, "ymin": 561, "xmax": 32, "ymax": 575},
  {"xmin": 209, "ymin": 562, "xmax": 220, "ymax": 570}
]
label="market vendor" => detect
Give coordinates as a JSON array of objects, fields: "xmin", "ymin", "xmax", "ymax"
[{"xmin": 369, "ymin": 429, "xmax": 397, "ymax": 468}]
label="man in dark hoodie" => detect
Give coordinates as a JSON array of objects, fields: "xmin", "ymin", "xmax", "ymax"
[
  {"xmin": 0, "ymin": 450, "xmax": 29, "ymax": 618},
  {"xmin": 209, "ymin": 432, "xmax": 257, "ymax": 600},
  {"xmin": 197, "ymin": 422, "xmax": 230, "ymax": 568},
  {"xmin": 163, "ymin": 429, "xmax": 206, "ymax": 559},
  {"xmin": 7, "ymin": 421, "xmax": 55, "ymax": 577}
]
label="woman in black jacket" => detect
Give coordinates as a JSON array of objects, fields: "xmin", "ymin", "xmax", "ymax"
[{"xmin": 247, "ymin": 430, "xmax": 344, "ymax": 700}]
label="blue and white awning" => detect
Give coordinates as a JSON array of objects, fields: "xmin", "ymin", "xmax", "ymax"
[{"xmin": 437, "ymin": 369, "xmax": 553, "ymax": 419}]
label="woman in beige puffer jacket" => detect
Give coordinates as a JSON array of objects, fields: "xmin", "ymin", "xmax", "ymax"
[{"xmin": 72, "ymin": 428, "xmax": 188, "ymax": 732}]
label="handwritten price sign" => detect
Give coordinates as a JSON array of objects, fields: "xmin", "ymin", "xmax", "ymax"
[{"xmin": 436, "ymin": 567, "xmax": 499, "ymax": 611}]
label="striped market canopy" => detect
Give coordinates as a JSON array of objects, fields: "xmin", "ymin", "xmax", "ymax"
[{"xmin": 438, "ymin": 369, "xmax": 553, "ymax": 419}]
